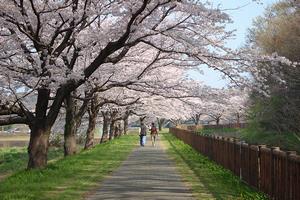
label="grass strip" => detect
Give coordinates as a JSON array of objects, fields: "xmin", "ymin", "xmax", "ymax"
[
  {"xmin": 0, "ymin": 147, "xmax": 63, "ymax": 178},
  {"xmin": 0, "ymin": 135, "xmax": 137, "ymax": 200},
  {"xmin": 162, "ymin": 132, "xmax": 267, "ymax": 200}
]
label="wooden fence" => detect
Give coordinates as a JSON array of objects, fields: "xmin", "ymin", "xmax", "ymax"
[{"xmin": 170, "ymin": 127, "xmax": 300, "ymax": 200}]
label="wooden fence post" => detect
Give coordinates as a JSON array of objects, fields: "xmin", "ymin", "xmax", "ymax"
[
  {"xmin": 239, "ymin": 140, "xmax": 246, "ymax": 180},
  {"xmin": 233, "ymin": 138, "xmax": 238, "ymax": 176},
  {"xmin": 258, "ymin": 145, "xmax": 267, "ymax": 190},
  {"xmin": 285, "ymin": 151, "xmax": 296, "ymax": 200},
  {"xmin": 271, "ymin": 147, "xmax": 280, "ymax": 199}
]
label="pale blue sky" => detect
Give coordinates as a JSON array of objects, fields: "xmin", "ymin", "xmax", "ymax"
[{"xmin": 189, "ymin": 0, "xmax": 277, "ymax": 88}]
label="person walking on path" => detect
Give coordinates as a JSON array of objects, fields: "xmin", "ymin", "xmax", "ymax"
[
  {"xmin": 139, "ymin": 122, "xmax": 147, "ymax": 146},
  {"xmin": 150, "ymin": 122, "xmax": 158, "ymax": 146}
]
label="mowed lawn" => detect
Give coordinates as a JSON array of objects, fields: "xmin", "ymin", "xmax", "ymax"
[{"xmin": 0, "ymin": 135, "xmax": 137, "ymax": 200}]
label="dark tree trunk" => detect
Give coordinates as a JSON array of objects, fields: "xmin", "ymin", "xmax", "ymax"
[
  {"xmin": 28, "ymin": 125, "xmax": 51, "ymax": 169},
  {"xmin": 100, "ymin": 112, "xmax": 110, "ymax": 143},
  {"xmin": 84, "ymin": 111, "xmax": 97, "ymax": 150},
  {"xmin": 216, "ymin": 118, "xmax": 220, "ymax": 126},
  {"xmin": 84, "ymin": 95, "xmax": 100, "ymax": 150},
  {"xmin": 157, "ymin": 118, "xmax": 162, "ymax": 131},
  {"xmin": 109, "ymin": 120, "xmax": 116, "ymax": 140},
  {"xmin": 64, "ymin": 94, "xmax": 77, "ymax": 156},
  {"xmin": 118, "ymin": 123, "xmax": 122, "ymax": 136},
  {"xmin": 236, "ymin": 113, "xmax": 241, "ymax": 128},
  {"xmin": 157, "ymin": 118, "xmax": 166, "ymax": 131},
  {"xmin": 193, "ymin": 114, "xmax": 201, "ymax": 125},
  {"xmin": 27, "ymin": 89, "xmax": 51, "ymax": 169},
  {"xmin": 114, "ymin": 122, "xmax": 119, "ymax": 138},
  {"xmin": 115, "ymin": 122, "xmax": 122, "ymax": 137},
  {"xmin": 123, "ymin": 116, "xmax": 129, "ymax": 135}
]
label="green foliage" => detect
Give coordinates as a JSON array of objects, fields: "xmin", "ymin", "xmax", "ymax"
[
  {"xmin": 197, "ymin": 127, "xmax": 241, "ymax": 138},
  {"xmin": 247, "ymin": 0, "xmax": 300, "ymax": 134},
  {"xmin": 0, "ymin": 135, "xmax": 137, "ymax": 200},
  {"xmin": 194, "ymin": 126, "xmax": 300, "ymax": 153},
  {"xmin": 248, "ymin": 95, "xmax": 290, "ymax": 132},
  {"xmin": 163, "ymin": 132, "xmax": 267, "ymax": 200},
  {"xmin": 240, "ymin": 126, "xmax": 300, "ymax": 153}
]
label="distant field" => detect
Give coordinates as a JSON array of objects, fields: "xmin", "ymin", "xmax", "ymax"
[
  {"xmin": 0, "ymin": 134, "xmax": 30, "ymax": 148},
  {"xmin": 0, "ymin": 135, "xmax": 29, "ymax": 141}
]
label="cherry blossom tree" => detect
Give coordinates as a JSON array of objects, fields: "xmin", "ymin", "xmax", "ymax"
[{"xmin": 226, "ymin": 90, "xmax": 249, "ymax": 127}]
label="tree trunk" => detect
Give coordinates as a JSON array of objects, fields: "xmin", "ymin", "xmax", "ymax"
[
  {"xmin": 64, "ymin": 94, "xmax": 77, "ymax": 156},
  {"xmin": 109, "ymin": 120, "xmax": 116, "ymax": 140},
  {"xmin": 84, "ymin": 111, "xmax": 97, "ymax": 150},
  {"xmin": 84, "ymin": 96, "xmax": 100, "ymax": 150},
  {"xmin": 27, "ymin": 125, "xmax": 51, "ymax": 169},
  {"xmin": 118, "ymin": 123, "xmax": 122, "ymax": 136},
  {"xmin": 194, "ymin": 114, "xmax": 201, "ymax": 125},
  {"xmin": 157, "ymin": 118, "xmax": 166, "ymax": 131},
  {"xmin": 114, "ymin": 122, "xmax": 119, "ymax": 138},
  {"xmin": 27, "ymin": 89, "xmax": 51, "ymax": 169},
  {"xmin": 100, "ymin": 112, "xmax": 110, "ymax": 143},
  {"xmin": 236, "ymin": 113, "xmax": 240, "ymax": 128},
  {"xmin": 123, "ymin": 116, "xmax": 129, "ymax": 135},
  {"xmin": 216, "ymin": 118, "xmax": 220, "ymax": 126},
  {"xmin": 114, "ymin": 122, "xmax": 122, "ymax": 137}
]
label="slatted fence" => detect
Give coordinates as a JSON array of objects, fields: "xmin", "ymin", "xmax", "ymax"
[{"xmin": 170, "ymin": 127, "xmax": 300, "ymax": 200}]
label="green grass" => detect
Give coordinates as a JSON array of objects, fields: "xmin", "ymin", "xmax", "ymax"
[
  {"xmin": 162, "ymin": 132, "xmax": 267, "ymax": 200},
  {"xmin": 0, "ymin": 135, "xmax": 137, "ymax": 200},
  {"xmin": 0, "ymin": 147, "xmax": 63, "ymax": 178}
]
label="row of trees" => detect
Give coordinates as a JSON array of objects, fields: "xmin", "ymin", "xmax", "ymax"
[
  {"xmin": 186, "ymin": 89, "xmax": 248, "ymax": 126},
  {"xmin": 0, "ymin": 1, "xmax": 291, "ymax": 169}
]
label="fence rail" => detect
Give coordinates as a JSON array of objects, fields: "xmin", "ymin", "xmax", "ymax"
[{"xmin": 170, "ymin": 127, "xmax": 300, "ymax": 200}]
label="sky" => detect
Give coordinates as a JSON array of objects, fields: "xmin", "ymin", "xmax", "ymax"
[{"xmin": 189, "ymin": 0, "xmax": 277, "ymax": 88}]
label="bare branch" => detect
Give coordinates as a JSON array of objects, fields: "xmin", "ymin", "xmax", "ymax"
[{"xmin": 0, "ymin": 115, "xmax": 28, "ymax": 126}]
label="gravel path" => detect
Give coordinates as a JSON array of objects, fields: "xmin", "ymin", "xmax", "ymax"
[{"xmin": 86, "ymin": 135, "xmax": 195, "ymax": 200}]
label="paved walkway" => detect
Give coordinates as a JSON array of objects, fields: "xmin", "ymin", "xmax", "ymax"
[{"xmin": 86, "ymin": 136, "xmax": 195, "ymax": 200}]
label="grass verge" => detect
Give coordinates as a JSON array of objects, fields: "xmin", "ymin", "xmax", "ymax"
[
  {"xmin": 0, "ymin": 147, "xmax": 63, "ymax": 181},
  {"xmin": 162, "ymin": 132, "xmax": 267, "ymax": 200},
  {"xmin": 0, "ymin": 135, "xmax": 137, "ymax": 200}
]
